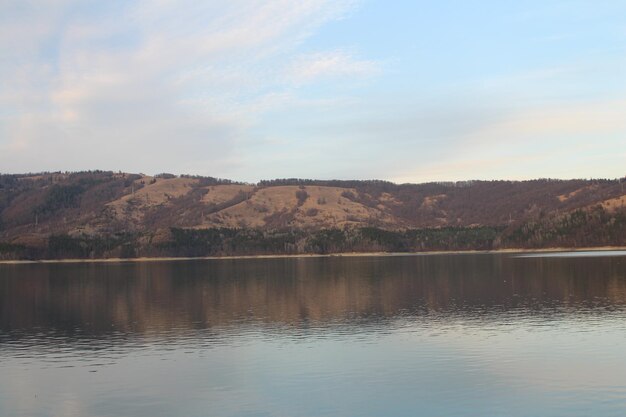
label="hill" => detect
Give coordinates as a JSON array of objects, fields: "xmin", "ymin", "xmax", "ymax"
[{"xmin": 0, "ymin": 171, "xmax": 624, "ymax": 259}]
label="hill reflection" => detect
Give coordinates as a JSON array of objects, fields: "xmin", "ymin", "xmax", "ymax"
[{"xmin": 1, "ymin": 254, "xmax": 626, "ymax": 338}]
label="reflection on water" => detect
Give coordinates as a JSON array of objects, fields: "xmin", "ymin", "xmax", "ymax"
[
  {"xmin": 1, "ymin": 254, "xmax": 626, "ymax": 417},
  {"xmin": 516, "ymin": 250, "xmax": 626, "ymax": 258}
]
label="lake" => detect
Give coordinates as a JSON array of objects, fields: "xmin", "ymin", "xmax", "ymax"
[{"xmin": 1, "ymin": 252, "xmax": 626, "ymax": 417}]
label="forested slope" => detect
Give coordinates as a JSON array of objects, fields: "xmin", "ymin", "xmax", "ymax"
[{"xmin": 0, "ymin": 171, "xmax": 624, "ymax": 259}]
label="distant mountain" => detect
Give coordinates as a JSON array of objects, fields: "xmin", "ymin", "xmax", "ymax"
[{"xmin": 1, "ymin": 171, "xmax": 624, "ymax": 259}]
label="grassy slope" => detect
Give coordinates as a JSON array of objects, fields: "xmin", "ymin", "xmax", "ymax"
[{"xmin": 0, "ymin": 171, "xmax": 624, "ymax": 259}]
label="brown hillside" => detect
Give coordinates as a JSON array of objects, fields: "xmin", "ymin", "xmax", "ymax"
[{"xmin": 0, "ymin": 172, "xmax": 624, "ymax": 242}]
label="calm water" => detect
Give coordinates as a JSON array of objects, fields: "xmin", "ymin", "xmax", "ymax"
[{"xmin": 1, "ymin": 252, "xmax": 626, "ymax": 417}]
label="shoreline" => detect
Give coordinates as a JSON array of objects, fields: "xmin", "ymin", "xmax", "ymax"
[{"xmin": 1, "ymin": 246, "xmax": 626, "ymax": 265}]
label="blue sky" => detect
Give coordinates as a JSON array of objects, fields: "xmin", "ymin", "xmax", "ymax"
[{"xmin": 1, "ymin": 0, "xmax": 625, "ymax": 182}]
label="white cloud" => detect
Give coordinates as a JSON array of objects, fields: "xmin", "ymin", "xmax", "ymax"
[
  {"xmin": 288, "ymin": 50, "xmax": 380, "ymax": 84},
  {"xmin": 0, "ymin": 0, "xmax": 370, "ymax": 175}
]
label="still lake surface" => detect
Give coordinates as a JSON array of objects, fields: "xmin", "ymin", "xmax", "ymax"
[{"xmin": 1, "ymin": 252, "xmax": 626, "ymax": 417}]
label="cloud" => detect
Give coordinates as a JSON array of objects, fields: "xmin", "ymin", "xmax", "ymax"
[
  {"xmin": 288, "ymin": 50, "xmax": 380, "ymax": 84},
  {"xmin": 0, "ymin": 0, "xmax": 368, "ymax": 175}
]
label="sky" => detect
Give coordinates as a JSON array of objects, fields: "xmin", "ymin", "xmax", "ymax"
[{"xmin": 1, "ymin": 0, "xmax": 625, "ymax": 183}]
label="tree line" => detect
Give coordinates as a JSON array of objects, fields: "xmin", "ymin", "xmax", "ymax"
[
  {"xmin": 0, "ymin": 224, "xmax": 530, "ymax": 260},
  {"xmin": 1, "ymin": 205, "xmax": 623, "ymax": 260}
]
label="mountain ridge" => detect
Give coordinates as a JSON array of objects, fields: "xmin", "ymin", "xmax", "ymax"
[{"xmin": 1, "ymin": 171, "xmax": 624, "ymax": 259}]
